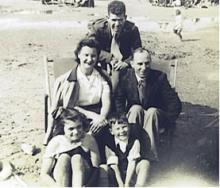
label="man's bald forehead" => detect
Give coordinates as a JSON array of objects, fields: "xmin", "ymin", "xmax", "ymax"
[
  {"xmin": 134, "ymin": 48, "xmax": 150, "ymax": 56},
  {"xmin": 133, "ymin": 49, "xmax": 151, "ymax": 61}
]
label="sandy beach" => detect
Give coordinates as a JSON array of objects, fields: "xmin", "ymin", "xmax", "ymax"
[{"xmin": 0, "ymin": 0, "xmax": 218, "ymax": 186}]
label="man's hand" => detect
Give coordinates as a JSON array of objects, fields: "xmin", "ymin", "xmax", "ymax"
[
  {"xmin": 113, "ymin": 60, "xmax": 128, "ymax": 70},
  {"xmin": 110, "ymin": 56, "xmax": 128, "ymax": 71}
]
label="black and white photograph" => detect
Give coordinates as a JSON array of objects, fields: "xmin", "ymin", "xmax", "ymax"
[{"xmin": 0, "ymin": 0, "xmax": 218, "ymax": 186}]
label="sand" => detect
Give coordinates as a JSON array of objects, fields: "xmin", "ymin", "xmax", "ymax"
[{"xmin": 0, "ymin": 0, "xmax": 218, "ymax": 186}]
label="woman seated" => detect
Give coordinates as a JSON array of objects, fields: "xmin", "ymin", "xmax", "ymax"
[{"xmin": 44, "ymin": 38, "xmax": 111, "ymax": 160}]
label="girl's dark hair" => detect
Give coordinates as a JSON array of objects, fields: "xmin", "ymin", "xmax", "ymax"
[
  {"xmin": 58, "ymin": 108, "xmax": 84, "ymax": 125},
  {"xmin": 53, "ymin": 108, "xmax": 89, "ymax": 135},
  {"xmin": 74, "ymin": 37, "xmax": 101, "ymax": 64}
]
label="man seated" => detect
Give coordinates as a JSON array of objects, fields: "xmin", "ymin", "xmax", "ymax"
[{"xmin": 114, "ymin": 47, "xmax": 182, "ymax": 158}]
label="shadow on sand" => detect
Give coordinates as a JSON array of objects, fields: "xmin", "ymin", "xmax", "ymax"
[
  {"xmin": 182, "ymin": 39, "xmax": 200, "ymax": 42},
  {"xmin": 148, "ymin": 102, "xmax": 219, "ymax": 186}
]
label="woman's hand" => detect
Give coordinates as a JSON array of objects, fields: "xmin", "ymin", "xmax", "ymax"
[
  {"xmin": 74, "ymin": 106, "xmax": 108, "ymax": 134},
  {"xmin": 89, "ymin": 115, "xmax": 108, "ymax": 134}
]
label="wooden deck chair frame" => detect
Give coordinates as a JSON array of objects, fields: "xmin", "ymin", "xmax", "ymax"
[
  {"xmin": 44, "ymin": 56, "xmax": 178, "ymax": 147},
  {"xmin": 42, "ymin": 0, "xmax": 94, "ymax": 6},
  {"xmin": 42, "ymin": 0, "xmax": 74, "ymax": 5},
  {"xmin": 44, "ymin": 56, "xmax": 75, "ymax": 133},
  {"xmin": 151, "ymin": 57, "xmax": 178, "ymax": 148}
]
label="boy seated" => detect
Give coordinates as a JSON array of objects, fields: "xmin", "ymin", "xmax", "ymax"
[
  {"xmin": 40, "ymin": 108, "xmax": 100, "ymax": 187},
  {"xmin": 105, "ymin": 113, "xmax": 156, "ymax": 187}
]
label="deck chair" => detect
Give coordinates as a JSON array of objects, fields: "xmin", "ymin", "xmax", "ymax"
[
  {"xmin": 44, "ymin": 56, "xmax": 178, "ymax": 146},
  {"xmin": 44, "ymin": 56, "xmax": 75, "ymax": 134},
  {"xmin": 42, "ymin": 0, "xmax": 94, "ymax": 6},
  {"xmin": 42, "ymin": 0, "xmax": 74, "ymax": 5},
  {"xmin": 151, "ymin": 57, "xmax": 178, "ymax": 148},
  {"xmin": 151, "ymin": 57, "xmax": 177, "ymax": 89}
]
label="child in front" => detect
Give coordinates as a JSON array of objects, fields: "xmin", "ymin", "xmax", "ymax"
[
  {"xmin": 105, "ymin": 113, "xmax": 155, "ymax": 187},
  {"xmin": 40, "ymin": 108, "xmax": 100, "ymax": 187}
]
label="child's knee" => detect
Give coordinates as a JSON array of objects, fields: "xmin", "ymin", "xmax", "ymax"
[
  {"xmin": 71, "ymin": 154, "xmax": 83, "ymax": 169},
  {"xmin": 58, "ymin": 153, "xmax": 71, "ymax": 165},
  {"xmin": 56, "ymin": 154, "xmax": 71, "ymax": 172},
  {"xmin": 54, "ymin": 154, "xmax": 71, "ymax": 182},
  {"xmin": 137, "ymin": 160, "xmax": 150, "ymax": 173},
  {"xmin": 139, "ymin": 159, "xmax": 150, "ymax": 167}
]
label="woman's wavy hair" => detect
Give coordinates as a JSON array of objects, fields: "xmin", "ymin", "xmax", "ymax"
[{"xmin": 74, "ymin": 37, "xmax": 101, "ymax": 64}]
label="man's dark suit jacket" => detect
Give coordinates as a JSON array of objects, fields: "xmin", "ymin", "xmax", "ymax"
[
  {"xmin": 87, "ymin": 18, "xmax": 142, "ymax": 65},
  {"xmin": 115, "ymin": 68, "xmax": 182, "ymax": 124}
]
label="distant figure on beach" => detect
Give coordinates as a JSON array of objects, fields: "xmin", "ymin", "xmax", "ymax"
[
  {"xmin": 40, "ymin": 108, "xmax": 100, "ymax": 187},
  {"xmin": 173, "ymin": 9, "xmax": 183, "ymax": 41}
]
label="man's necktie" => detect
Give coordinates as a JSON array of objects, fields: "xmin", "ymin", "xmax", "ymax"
[
  {"xmin": 110, "ymin": 33, "xmax": 123, "ymax": 60},
  {"xmin": 138, "ymin": 79, "xmax": 146, "ymax": 105}
]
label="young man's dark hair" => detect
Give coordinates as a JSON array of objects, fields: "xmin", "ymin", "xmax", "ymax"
[{"xmin": 107, "ymin": 0, "xmax": 126, "ymax": 15}]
